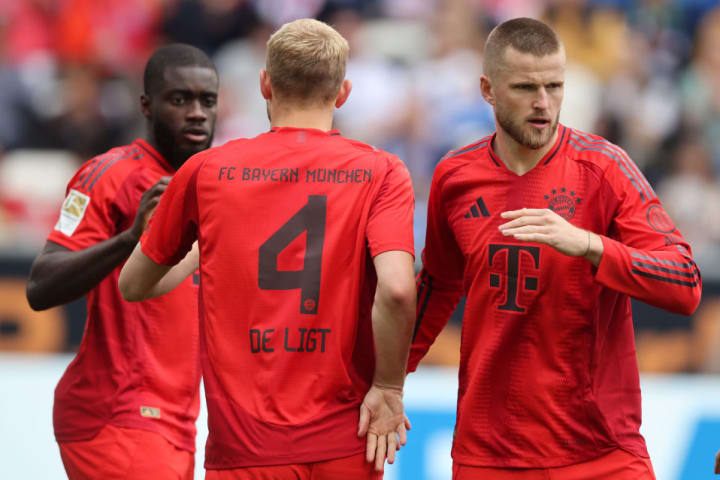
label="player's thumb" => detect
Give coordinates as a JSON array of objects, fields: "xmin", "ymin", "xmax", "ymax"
[{"xmin": 358, "ymin": 405, "xmax": 370, "ymax": 437}]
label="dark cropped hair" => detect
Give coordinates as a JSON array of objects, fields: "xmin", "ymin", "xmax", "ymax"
[
  {"xmin": 143, "ymin": 43, "xmax": 216, "ymax": 95},
  {"xmin": 483, "ymin": 18, "xmax": 562, "ymax": 78}
]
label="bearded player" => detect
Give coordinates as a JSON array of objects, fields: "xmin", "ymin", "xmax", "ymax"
[
  {"xmin": 409, "ymin": 17, "xmax": 701, "ymax": 480},
  {"xmin": 27, "ymin": 44, "xmax": 218, "ymax": 479}
]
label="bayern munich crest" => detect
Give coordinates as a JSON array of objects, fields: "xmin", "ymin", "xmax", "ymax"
[{"xmin": 544, "ymin": 187, "xmax": 581, "ymax": 220}]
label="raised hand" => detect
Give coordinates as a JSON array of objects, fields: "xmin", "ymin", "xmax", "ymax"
[{"xmin": 129, "ymin": 176, "xmax": 171, "ymax": 242}]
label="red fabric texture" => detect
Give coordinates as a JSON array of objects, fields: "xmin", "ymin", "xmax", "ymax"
[
  {"xmin": 141, "ymin": 127, "xmax": 415, "ymax": 468},
  {"xmin": 410, "ymin": 126, "xmax": 700, "ymax": 468},
  {"xmin": 58, "ymin": 424, "xmax": 194, "ymax": 480},
  {"xmin": 452, "ymin": 448, "xmax": 655, "ymax": 479},
  {"xmin": 49, "ymin": 140, "xmax": 200, "ymax": 453},
  {"xmin": 205, "ymin": 452, "xmax": 382, "ymax": 480}
]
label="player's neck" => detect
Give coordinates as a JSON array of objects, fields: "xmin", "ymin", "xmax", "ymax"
[
  {"xmin": 143, "ymin": 133, "xmax": 181, "ymax": 170},
  {"xmin": 493, "ymin": 127, "xmax": 558, "ymax": 176},
  {"xmin": 269, "ymin": 105, "xmax": 335, "ymax": 132}
]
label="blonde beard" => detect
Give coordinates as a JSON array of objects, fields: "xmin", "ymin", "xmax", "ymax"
[{"xmin": 496, "ymin": 107, "xmax": 559, "ymax": 150}]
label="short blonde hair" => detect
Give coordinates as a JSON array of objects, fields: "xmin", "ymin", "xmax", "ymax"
[
  {"xmin": 483, "ymin": 17, "xmax": 562, "ymax": 79},
  {"xmin": 266, "ymin": 18, "xmax": 349, "ymax": 105}
]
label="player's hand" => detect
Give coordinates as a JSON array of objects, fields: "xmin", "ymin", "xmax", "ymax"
[
  {"xmin": 358, "ymin": 384, "xmax": 407, "ymax": 472},
  {"xmin": 128, "ymin": 177, "xmax": 171, "ymax": 243},
  {"xmin": 498, "ymin": 208, "xmax": 602, "ymax": 264}
]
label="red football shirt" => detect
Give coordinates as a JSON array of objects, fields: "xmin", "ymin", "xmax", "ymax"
[
  {"xmin": 48, "ymin": 139, "xmax": 200, "ymax": 453},
  {"xmin": 409, "ymin": 125, "xmax": 701, "ymax": 468},
  {"xmin": 141, "ymin": 127, "xmax": 415, "ymax": 468}
]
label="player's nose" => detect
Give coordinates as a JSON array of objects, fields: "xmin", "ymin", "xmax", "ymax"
[
  {"xmin": 532, "ymin": 88, "xmax": 550, "ymax": 110},
  {"xmin": 186, "ymin": 99, "xmax": 208, "ymax": 122}
]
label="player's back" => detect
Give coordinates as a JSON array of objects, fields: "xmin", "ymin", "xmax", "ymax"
[{"xmin": 192, "ymin": 127, "xmax": 412, "ymax": 466}]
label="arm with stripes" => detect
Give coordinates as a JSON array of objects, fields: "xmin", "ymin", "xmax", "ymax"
[
  {"xmin": 407, "ymin": 165, "xmax": 465, "ymax": 372},
  {"xmin": 27, "ymin": 169, "xmax": 169, "ymax": 310},
  {"xmin": 594, "ymin": 157, "xmax": 702, "ymax": 316},
  {"xmin": 408, "ymin": 266, "xmax": 464, "ymax": 372}
]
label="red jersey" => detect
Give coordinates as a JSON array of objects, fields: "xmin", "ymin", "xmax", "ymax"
[
  {"xmin": 141, "ymin": 127, "xmax": 415, "ymax": 469},
  {"xmin": 408, "ymin": 125, "xmax": 701, "ymax": 468},
  {"xmin": 49, "ymin": 139, "xmax": 200, "ymax": 453}
]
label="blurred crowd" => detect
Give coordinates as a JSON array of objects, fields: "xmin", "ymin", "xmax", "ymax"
[{"xmin": 1, "ymin": 0, "xmax": 719, "ymax": 369}]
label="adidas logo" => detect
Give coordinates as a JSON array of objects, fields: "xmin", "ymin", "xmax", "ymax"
[{"xmin": 464, "ymin": 197, "xmax": 490, "ymax": 218}]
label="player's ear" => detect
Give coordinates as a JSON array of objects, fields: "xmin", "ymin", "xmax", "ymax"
[
  {"xmin": 140, "ymin": 94, "xmax": 151, "ymax": 119},
  {"xmin": 260, "ymin": 69, "xmax": 272, "ymax": 100},
  {"xmin": 334, "ymin": 79, "xmax": 352, "ymax": 108},
  {"xmin": 480, "ymin": 75, "xmax": 494, "ymax": 106}
]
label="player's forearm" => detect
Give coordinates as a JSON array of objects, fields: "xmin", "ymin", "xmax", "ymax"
[
  {"xmin": 371, "ymin": 251, "xmax": 416, "ymax": 388},
  {"xmin": 371, "ymin": 284, "xmax": 416, "ymax": 389},
  {"xmin": 121, "ymin": 243, "xmax": 198, "ymax": 301},
  {"xmin": 595, "ymin": 235, "xmax": 702, "ymax": 315},
  {"xmin": 119, "ymin": 242, "xmax": 173, "ymax": 302},
  {"xmin": 406, "ymin": 269, "xmax": 462, "ymax": 372},
  {"xmin": 26, "ymin": 231, "xmax": 138, "ymax": 311}
]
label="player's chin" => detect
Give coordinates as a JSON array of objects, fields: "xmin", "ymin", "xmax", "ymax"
[{"xmin": 522, "ymin": 133, "xmax": 550, "ymax": 150}]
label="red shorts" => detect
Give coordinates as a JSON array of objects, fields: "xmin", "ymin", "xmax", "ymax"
[
  {"xmin": 453, "ymin": 449, "xmax": 655, "ymax": 480},
  {"xmin": 205, "ymin": 452, "xmax": 382, "ymax": 480},
  {"xmin": 58, "ymin": 424, "xmax": 194, "ymax": 480}
]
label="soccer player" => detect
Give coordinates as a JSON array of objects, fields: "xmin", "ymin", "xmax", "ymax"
[
  {"xmin": 26, "ymin": 44, "xmax": 218, "ymax": 479},
  {"xmin": 409, "ymin": 18, "xmax": 701, "ymax": 480},
  {"xmin": 119, "ymin": 18, "xmax": 416, "ymax": 479}
]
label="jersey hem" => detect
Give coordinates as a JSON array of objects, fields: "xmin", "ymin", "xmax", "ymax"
[
  {"xmin": 54, "ymin": 419, "xmax": 196, "ymax": 453},
  {"xmin": 204, "ymin": 445, "xmax": 366, "ymax": 470},
  {"xmin": 110, "ymin": 418, "xmax": 196, "ymax": 453},
  {"xmin": 141, "ymin": 241, "xmax": 178, "ymax": 267},
  {"xmin": 370, "ymin": 243, "xmax": 415, "ymax": 259},
  {"xmin": 451, "ymin": 445, "xmax": 619, "ymax": 469}
]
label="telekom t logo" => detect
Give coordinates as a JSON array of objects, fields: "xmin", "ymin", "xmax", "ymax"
[{"xmin": 488, "ymin": 244, "xmax": 541, "ymax": 312}]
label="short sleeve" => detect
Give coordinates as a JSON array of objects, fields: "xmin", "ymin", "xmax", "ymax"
[
  {"xmin": 366, "ymin": 156, "xmax": 415, "ymax": 258},
  {"xmin": 47, "ymin": 160, "xmax": 132, "ymax": 251},
  {"xmin": 140, "ymin": 154, "xmax": 205, "ymax": 266}
]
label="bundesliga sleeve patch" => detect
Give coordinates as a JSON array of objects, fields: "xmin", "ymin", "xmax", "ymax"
[
  {"xmin": 140, "ymin": 406, "xmax": 162, "ymax": 419},
  {"xmin": 54, "ymin": 189, "xmax": 91, "ymax": 236}
]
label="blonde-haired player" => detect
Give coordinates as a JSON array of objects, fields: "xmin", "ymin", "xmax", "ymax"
[{"xmin": 120, "ymin": 18, "xmax": 416, "ymax": 480}]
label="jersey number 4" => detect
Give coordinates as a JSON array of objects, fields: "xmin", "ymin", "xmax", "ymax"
[{"xmin": 258, "ymin": 195, "xmax": 327, "ymax": 314}]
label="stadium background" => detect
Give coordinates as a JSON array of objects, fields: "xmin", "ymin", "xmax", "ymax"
[{"xmin": 1, "ymin": 0, "xmax": 719, "ymax": 478}]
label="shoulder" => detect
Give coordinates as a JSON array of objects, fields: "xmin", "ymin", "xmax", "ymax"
[
  {"xmin": 189, "ymin": 137, "xmax": 252, "ymax": 171},
  {"xmin": 442, "ymin": 135, "xmax": 493, "ymax": 162},
  {"xmin": 335, "ymin": 135, "xmax": 384, "ymax": 155},
  {"xmin": 335, "ymin": 136, "xmax": 394, "ymax": 166},
  {"xmin": 564, "ymin": 128, "xmax": 633, "ymax": 172},
  {"xmin": 333, "ymin": 134, "xmax": 409, "ymax": 174},
  {"xmin": 211, "ymin": 136, "xmax": 252, "ymax": 153},
  {"xmin": 433, "ymin": 135, "xmax": 492, "ymax": 187},
  {"xmin": 70, "ymin": 143, "xmax": 146, "ymax": 196},
  {"xmin": 565, "ymin": 127, "xmax": 656, "ymax": 202}
]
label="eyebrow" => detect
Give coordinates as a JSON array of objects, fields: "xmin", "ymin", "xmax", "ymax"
[
  {"xmin": 509, "ymin": 81, "xmax": 563, "ymax": 87},
  {"xmin": 165, "ymin": 89, "xmax": 217, "ymax": 96}
]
